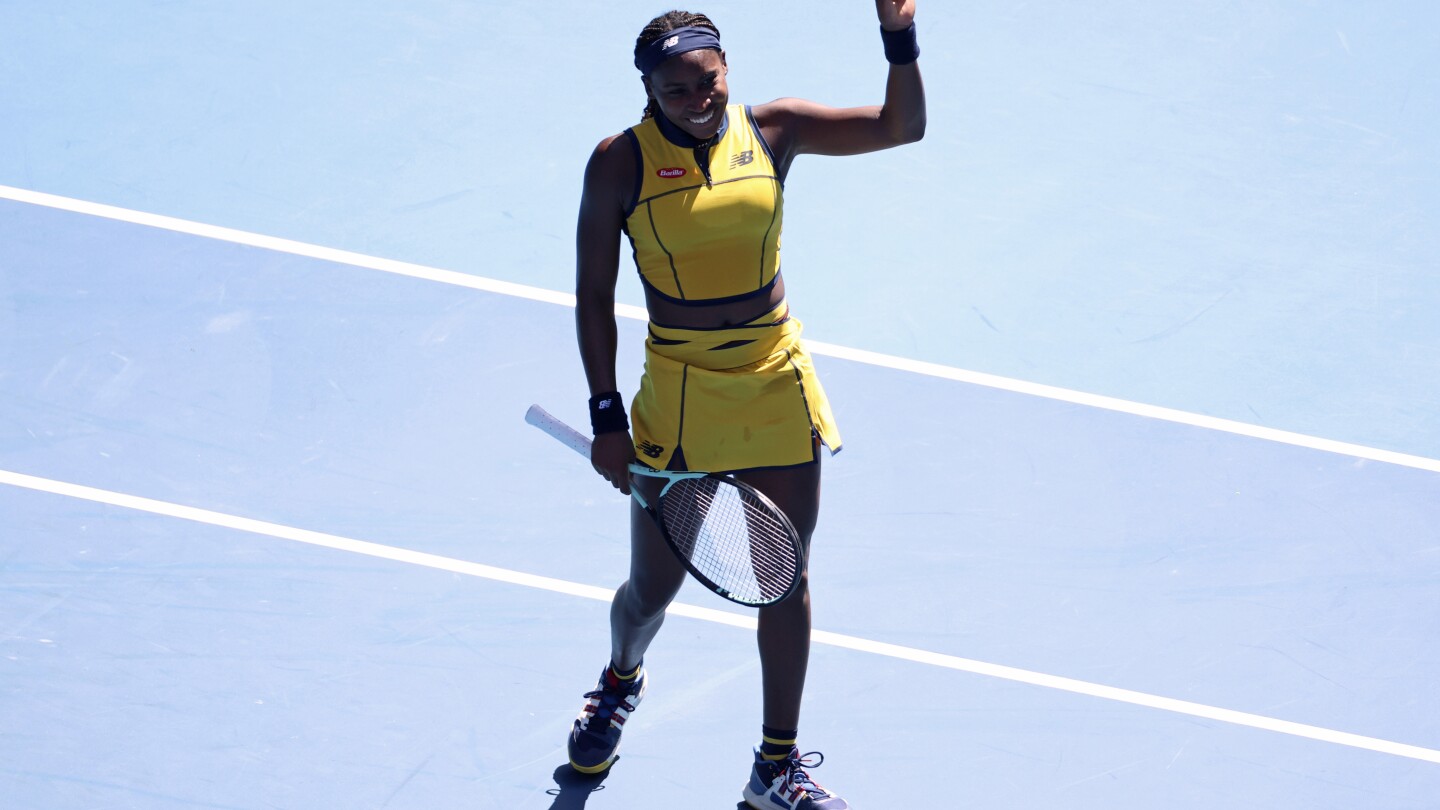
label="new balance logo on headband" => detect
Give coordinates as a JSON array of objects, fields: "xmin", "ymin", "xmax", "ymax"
[{"xmin": 635, "ymin": 27, "xmax": 723, "ymax": 75}]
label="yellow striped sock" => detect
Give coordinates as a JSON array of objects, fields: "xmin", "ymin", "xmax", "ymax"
[{"xmin": 760, "ymin": 726, "xmax": 797, "ymax": 760}]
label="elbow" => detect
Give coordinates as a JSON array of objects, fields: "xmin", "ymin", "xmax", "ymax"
[
  {"xmin": 904, "ymin": 109, "xmax": 927, "ymax": 143},
  {"xmin": 889, "ymin": 116, "xmax": 926, "ymax": 146},
  {"xmin": 881, "ymin": 106, "xmax": 926, "ymax": 146},
  {"xmin": 575, "ymin": 286, "xmax": 615, "ymax": 319}
]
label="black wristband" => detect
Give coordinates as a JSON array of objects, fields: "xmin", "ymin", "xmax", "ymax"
[
  {"xmin": 589, "ymin": 391, "xmax": 629, "ymax": 435},
  {"xmin": 881, "ymin": 23, "xmax": 920, "ymax": 65}
]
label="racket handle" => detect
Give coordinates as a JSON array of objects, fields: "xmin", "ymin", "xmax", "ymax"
[
  {"xmin": 525, "ymin": 404, "xmax": 593, "ymax": 458},
  {"xmin": 527, "ymin": 404, "xmax": 645, "ymax": 503}
]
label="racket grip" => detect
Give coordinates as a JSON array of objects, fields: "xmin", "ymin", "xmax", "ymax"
[{"xmin": 525, "ymin": 404, "xmax": 593, "ymax": 458}]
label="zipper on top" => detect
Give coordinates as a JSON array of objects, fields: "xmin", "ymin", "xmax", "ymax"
[{"xmin": 693, "ymin": 144, "xmax": 714, "ymax": 188}]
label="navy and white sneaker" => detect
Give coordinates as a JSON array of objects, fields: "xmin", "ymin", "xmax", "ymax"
[
  {"xmin": 742, "ymin": 746, "xmax": 850, "ymax": 809},
  {"xmin": 567, "ymin": 664, "xmax": 646, "ymax": 774}
]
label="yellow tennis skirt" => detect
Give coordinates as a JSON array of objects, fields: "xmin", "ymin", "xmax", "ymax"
[{"xmin": 631, "ymin": 303, "xmax": 841, "ymax": 473}]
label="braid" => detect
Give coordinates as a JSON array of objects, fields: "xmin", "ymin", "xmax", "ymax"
[{"xmin": 634, "ymin": 11, "xmax": 721, "ymax": 121}]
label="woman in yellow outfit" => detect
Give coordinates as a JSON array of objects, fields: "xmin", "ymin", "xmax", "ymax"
[{"xmin": 569, "ymin": 4, "xmax": 925, "ymax": 807}]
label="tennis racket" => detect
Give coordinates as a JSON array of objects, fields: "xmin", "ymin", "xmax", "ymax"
[{"xmin": 524, "ymin": 404, "xmax": 805, "ymax": 608}]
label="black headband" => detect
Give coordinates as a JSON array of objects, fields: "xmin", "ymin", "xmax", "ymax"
[{"xmin": 634, "ymin": 26, "xmax": 721, "ymax": 74}]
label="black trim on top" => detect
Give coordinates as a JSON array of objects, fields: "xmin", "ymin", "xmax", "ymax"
[
  {"xmin": 639, "ymin": 272, "xmax": 779, "ymax": 307},
  {"xmin": 622, "ymin": 128, "xmax": 644, "ymax": 218},
  {"xmin": 694, "ymin": 143, "xmax": 714, "ymax": 187},
  {"xmin": 635, "ymin": 172, "xmax": 777, "ymax": 207},
  {"xmin": 643, "ymin": 201, "xmax": 685, "ymax": 299},
  {"xmin": 741, "ymin": 106, "xmax": 783, "ymax": 297},
  {"xmin": 757, "ymin": 179, "xmax": 780, "ymax": 292},
  {"xmin": 744, "ymin": 105, "xmax": 783, "ymax": 189}
]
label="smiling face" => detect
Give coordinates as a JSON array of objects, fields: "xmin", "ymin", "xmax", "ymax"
[{"xmin": 643, "ymin": 48, "xmax": 729, "ymax": 140}]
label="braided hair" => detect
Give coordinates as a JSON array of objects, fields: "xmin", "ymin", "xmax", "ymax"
[{"xmin": 634, "ymin": 11, "xmax": 721, "ymax": 121}]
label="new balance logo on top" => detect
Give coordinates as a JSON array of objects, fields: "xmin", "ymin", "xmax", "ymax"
[
  {"xmin": 662, "ymin": 35, "xmax": 680, "ymax": 50},
  {"xmin": 730, "ymin": 150, "xmax": 754, "ymax": 169},
  {"xmin": 638, "ymin": 441, "xmax": 665, "ymax": 459}
]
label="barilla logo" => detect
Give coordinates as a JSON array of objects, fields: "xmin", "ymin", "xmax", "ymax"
[{"xmin": 657, "ymin": 167, "xmax": 687, "ymax": 178}]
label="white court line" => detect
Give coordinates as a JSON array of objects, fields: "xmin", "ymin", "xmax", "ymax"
[
  {"xmin": 2, "ymin": 466, "xmax": 1438, "ymax": 766},
  {"xmin": 2, "ymin": 183, "xmax": 1438, "ymax": 475}
]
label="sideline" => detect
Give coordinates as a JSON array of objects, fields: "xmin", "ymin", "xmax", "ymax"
[
  {"xmin": 4, "ymin": 466, "xmax": 1438, "ymax": 766},
  {"xmin": 2, "ymin": 183, "xmax": 1437, "ymax": 475}
]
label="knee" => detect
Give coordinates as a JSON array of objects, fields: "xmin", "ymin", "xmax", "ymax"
[
  {"xmin": 767, "ymin": 572, "xmax": 810, "ymax": 613},
  {"xmin": 617, "ymin": 577, "xmax": 680, "ymax": 622}
]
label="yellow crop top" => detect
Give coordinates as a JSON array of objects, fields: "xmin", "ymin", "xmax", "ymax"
[{"xmin": 622, "ymin": 104, "xmax": 783, "ymax": 305}]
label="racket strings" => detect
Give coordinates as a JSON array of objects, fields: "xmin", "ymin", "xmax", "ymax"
[{"xmin": 660, "ymin": 477, "xmax": 800, "ymax": 604}]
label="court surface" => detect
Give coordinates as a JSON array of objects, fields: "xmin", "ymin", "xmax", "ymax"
[{"xmin": 2, "ymin": 3, "xmax": 1438, "ymax": 809}]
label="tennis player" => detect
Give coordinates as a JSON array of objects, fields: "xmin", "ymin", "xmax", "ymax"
[{"xmin": 570, "ymin": 3, "xmax": 925, "ymax": 806}]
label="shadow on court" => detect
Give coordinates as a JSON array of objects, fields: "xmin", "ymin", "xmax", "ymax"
[
  {"xmin": 545, "ymin": 762, "xmax": 757, "ymax": 808},
  {"xmin": 546, "ymin": 763, "xmax": 612, "ymax": 809}
]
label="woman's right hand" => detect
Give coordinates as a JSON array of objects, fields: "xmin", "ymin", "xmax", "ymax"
[
  {"xmin": 877, "ymin": 0, "xmax": 916, "ymax": 30},
  {"xmin": 591, "ymin": 431, "xmax": 636, "ymax": 495}
]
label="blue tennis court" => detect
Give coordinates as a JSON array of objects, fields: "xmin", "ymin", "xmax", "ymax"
[{"xmin": 3, "ymin": 3, "xmax": 1438, "ymax": 808}]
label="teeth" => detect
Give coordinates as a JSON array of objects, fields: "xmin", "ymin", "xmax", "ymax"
[{"xmin": 688, "ymin": 111, "xmax": 714, "ymax": 125}]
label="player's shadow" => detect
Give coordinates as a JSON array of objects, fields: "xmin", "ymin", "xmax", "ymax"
[{"xmin": 546, "ymin": 762, "xmax": 612, "ymax": 809}]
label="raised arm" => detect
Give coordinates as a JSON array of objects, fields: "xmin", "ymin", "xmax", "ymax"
[
  {"xmin": 753, "ymin": 1, "xmax": 925, "ymax": 170},
  {"xmin": 575, "ymin": 133, "xmax": 637, "ymax": 493}
]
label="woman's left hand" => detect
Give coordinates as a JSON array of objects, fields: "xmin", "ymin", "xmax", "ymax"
[{"xmin": 876, "ymin": 0, "xmax": 916, "ymax": 31}]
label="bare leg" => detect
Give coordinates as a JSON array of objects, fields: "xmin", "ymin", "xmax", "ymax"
[
  {"xmin": 610, "ymin": 493, "xmax": 688, "ymax": 671},
  {"xmin": 736, "ymin": 456, "xmax": 822, "ymax": 731}
]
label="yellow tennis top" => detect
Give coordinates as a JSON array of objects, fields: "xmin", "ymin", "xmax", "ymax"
[{"xmin": 622, "ymin": 104, "xmax": 783, "ymax": 305}]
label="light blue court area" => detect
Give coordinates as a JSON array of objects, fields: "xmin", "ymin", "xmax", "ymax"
[
  {"xmin": 3, "ymin": 1, "xmax": 1440, "ymax": 808},
  {"xmin": 3, "ymin": 190, "xmax": 1440, "ymax": 809},
  {"xmin": 1, "ymin": 1, "xmax": 1438, "ymax": 458}
]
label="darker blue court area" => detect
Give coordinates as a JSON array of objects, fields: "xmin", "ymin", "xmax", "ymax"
[{"xmin": 3, "ymin": 1, "xmax": 1439, "ymax": 806}]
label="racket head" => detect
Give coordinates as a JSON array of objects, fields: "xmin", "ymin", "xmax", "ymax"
[{"xmin": 641, "ymin": 472, "xmax": 806, "ymax": 608}]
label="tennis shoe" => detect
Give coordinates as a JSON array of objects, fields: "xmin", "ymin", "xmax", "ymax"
[
  {"xmin": 567, "ymin": 664, "xmax": 646, "ymax": 774},
  {"xmin": 742, "ymin": 746, "xmax": 850, "ymax": 810}
]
